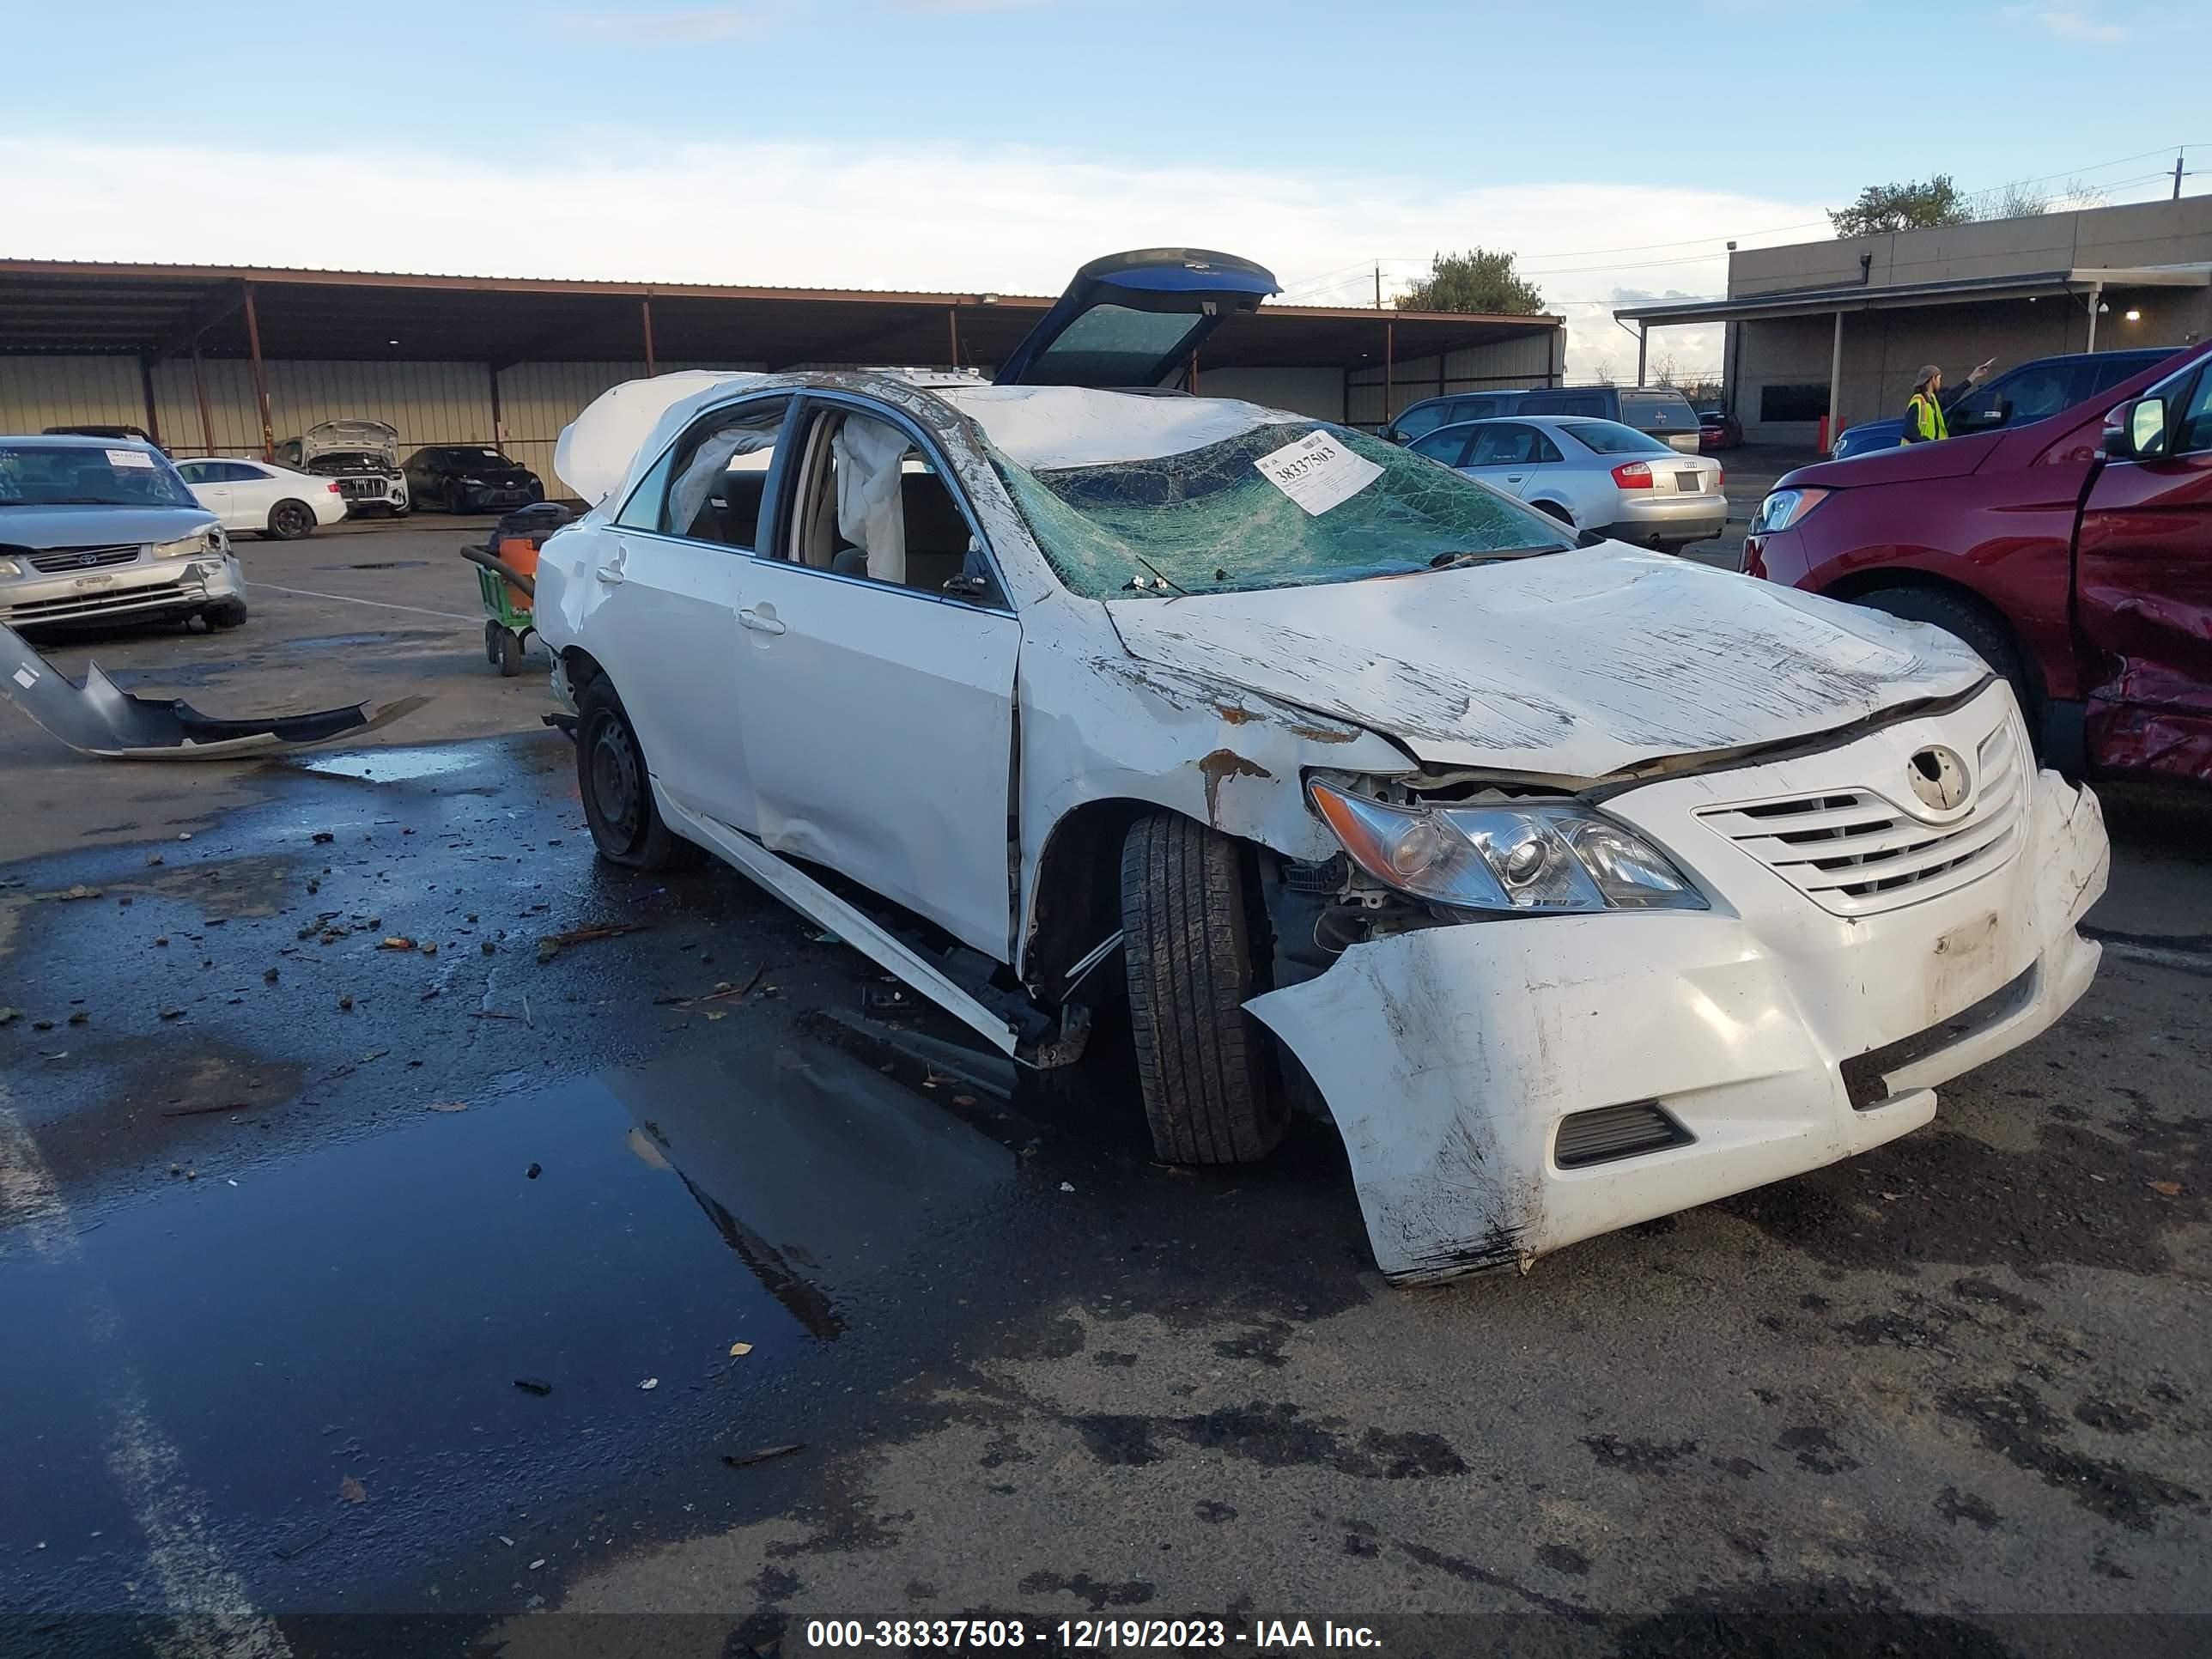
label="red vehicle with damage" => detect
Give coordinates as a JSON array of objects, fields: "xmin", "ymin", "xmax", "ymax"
[{"xmin": 1744, "ymin": 340, "xmax": 2212, "ymax": 781}]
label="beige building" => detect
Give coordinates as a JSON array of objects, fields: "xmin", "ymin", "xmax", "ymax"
[{"xmin": 1618, "ymin": 196, "xmax": 2212, "ymax": 446}]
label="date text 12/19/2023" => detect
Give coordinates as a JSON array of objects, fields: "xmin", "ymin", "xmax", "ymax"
[{"xmin": 803, "ymin": 1620, "xmax": 1384, "ymax": 1650}]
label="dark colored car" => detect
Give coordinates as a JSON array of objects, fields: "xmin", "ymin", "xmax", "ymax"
[
  {"xmin": 1744, "ymin": 341, "xmax": 2210, "ymax": 783},
  {"xmin": 1828, "ymin": 349, "xmax": 2172, "ymax": 459},
  {"xmin": 1384, "ymin": 386, "xmax": 1704, "ymax": 454},
  {"xmin": 403, "ymin": 445, "xmax": 544, "ymax": 514},
  {"xmin": 1697, "ymin": 406, "xmax": 1742, "ymax": 452},
  {"xmin": 44, "ymin": 423, "xmax": 166, "ymax": 454}
]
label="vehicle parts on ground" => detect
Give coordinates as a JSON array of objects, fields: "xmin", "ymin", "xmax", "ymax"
[{"xmin": 0, "ymin": 620, "xmax": 428, "ymax": 758}]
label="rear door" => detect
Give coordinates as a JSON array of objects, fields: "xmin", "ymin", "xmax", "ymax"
[
  {"xmin": 589, "ymin": 394, "xmax": 795, "ymax": 830},
  {"xmin": 994, "ymin": 249, "xmax": 1279, "ymax": 388},
  {"xmin": 1457, "ymin": 422, "xmax": 1546, "ymax": 496},
  {"xmin": 2075, "ymin": 359, "xmax": 2212, "ymax": 775}
]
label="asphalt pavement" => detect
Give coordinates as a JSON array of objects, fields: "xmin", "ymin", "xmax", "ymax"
[{"xmin": 1, "ymin": 516, "xmax": 2209, "ymax": 1659}]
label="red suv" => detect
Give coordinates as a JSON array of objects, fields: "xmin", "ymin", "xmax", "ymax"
[{"xmin": 1744, "ymin": 341, "xmax": 2212, "ymax": 783}]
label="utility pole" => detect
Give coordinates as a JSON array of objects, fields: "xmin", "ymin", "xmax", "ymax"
[
  {"xmin": 2176, "ymin": 148, "xmax": 2187, "ymax": 202},
  {"xmin": 1374, "ymin": 264, "xmax": 1382, "ymax": 309}
]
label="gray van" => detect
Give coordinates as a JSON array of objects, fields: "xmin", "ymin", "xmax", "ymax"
[{"xmin": 1384, "ymin": 385, "xmax": 1705, "ymax": 454}]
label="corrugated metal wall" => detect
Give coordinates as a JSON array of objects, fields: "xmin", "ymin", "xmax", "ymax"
[
  {"xmin": 0, "ymin": 355, "xmax": 767, "ymax": 495},
  {"xmin": 1344, "ymin": 327, "xmax": 1563, "ymax": 426}
]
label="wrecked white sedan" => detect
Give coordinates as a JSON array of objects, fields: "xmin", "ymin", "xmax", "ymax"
[{"xmin": 538, "ymin": 249, "xmax": 2108, "ymax": 1282}]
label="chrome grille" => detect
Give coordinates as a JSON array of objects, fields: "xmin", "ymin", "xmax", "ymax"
[
  {"xmin": 1696, "ymin": 714, "xmax": 2027, "ymax": 916},
  {"xmin": 337, "ymin": 476, "xmax": 390, "ymax": 501},
  {"xmin": 27, "ymin": 544, "xmax": 138, "ymax": 573}
]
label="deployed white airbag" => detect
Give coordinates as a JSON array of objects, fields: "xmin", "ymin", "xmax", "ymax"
[
  {"xmin": 833, "ymin": 414, "xmax": 911, "ymax": 583},
  {"xmin": 555, "ymin": 370, "xmax": 765, "ymax": 505}
]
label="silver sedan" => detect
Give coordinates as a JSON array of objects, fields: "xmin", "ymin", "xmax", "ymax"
[{"xmin": 1406, "ymin": 416, "xmax": 1726, "ymax": 551}]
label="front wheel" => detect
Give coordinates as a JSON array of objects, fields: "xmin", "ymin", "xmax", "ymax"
[
  {"xmin": 1851, "ymin": 586, "xmax": 2034, "ymax": 726},
  {"xmin": 575, "ymin": 678, "xmax": 706, "ymax": 871},
  {"xmin": 1120, "ymin": 813, "xmax": 1285, "ymax": 1164},
  {"xmin": 202, "ymin": 599, "xmax": 249, "ymax": 630}
]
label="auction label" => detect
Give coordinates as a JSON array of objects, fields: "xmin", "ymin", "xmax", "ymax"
[
  {"xmin": 106, "ymin": 448, "xmax": 155, "ymax": 468},
  {"xmin": 1251, "ymin": 430, "xmax": 1382, "ymax": 517},
  {"xmin": 801, "ymin": 1618, "xmax": 1382, "ymax": 1650}
]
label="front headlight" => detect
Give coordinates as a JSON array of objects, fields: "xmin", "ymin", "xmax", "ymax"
[
  {"xmin": 1747, "ymin": 487, "xmax": 1830, "ymax": 536},
  {"xmin": 1309, "ymin": 781, "xmax": 1706, "ymax": 915},
  {"xmin": 151, "ymin": 528, "xmax": 219, "ymax": 560},
  {"xmin": 0, "ymin": 557, "xmax": 22, "ymax": 579}
]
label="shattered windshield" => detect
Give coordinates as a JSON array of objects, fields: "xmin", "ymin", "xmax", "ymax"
[
  {"xmin": 990, "ymin": 422, "xmax": 1571, "ymax": 599},
  {"xmin": 0, "ymin": 444, "xmax": 198, "ymax": 508}
]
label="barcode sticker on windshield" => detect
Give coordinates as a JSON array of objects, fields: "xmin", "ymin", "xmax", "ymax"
[
  {"xmin": 106, "ymin": 449, "xmax": 155, "ymax": 469},
  {"xmin": 12, "ymin": 667, "xmax": 37, "ymax": 690},
  {"xmin": 1253, "ymin": 431, "xmax": 1382, "ymax": 516}
]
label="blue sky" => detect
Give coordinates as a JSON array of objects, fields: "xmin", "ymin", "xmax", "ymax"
[{"xmin": 5, "ymin": 0, "xmax": 2195, "ymax": 374}]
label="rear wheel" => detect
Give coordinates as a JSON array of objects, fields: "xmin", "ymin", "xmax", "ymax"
[
  {"xmin": 1529, "ymin": 499, "xmax": 1576, "ymax": 526},
  {"xmin": 575, "ymin": 678, "xmax": 705, "ymax": 871},
  {"xmin": 1119, "ymin": 812, "xmax": 1285, "ymax": 1164},
  {"xmin": 1851, "ymin": 586, "xmax": 2033, "ymax": 722},
  {"xmin": 267, "ymin": 500, "xmax": 315, "ymax": 540}
]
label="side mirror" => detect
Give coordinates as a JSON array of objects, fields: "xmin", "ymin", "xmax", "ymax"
[
  {"xmin": 1575, "ymin": 528, "xmax": 1609, "ymax": 550},
  {"xmin": 2104, "ymin": 397, "xmax": 2169, "ymax": 460}
]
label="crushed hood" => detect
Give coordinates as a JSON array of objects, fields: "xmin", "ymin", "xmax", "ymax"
[
  {"xmin": 0, "ymin": 505, "xmax": 216, "ymax": 549},
  {"xmin": 1106, "ymin": 547, "xmax": 1987, "ymax": 778}
]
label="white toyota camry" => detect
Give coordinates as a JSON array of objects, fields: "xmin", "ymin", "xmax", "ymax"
[{"xmin": 537, "ymin": 249, "xmax": 2108, "ymax": 1282}]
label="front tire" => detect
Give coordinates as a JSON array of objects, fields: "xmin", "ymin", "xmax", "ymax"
[
  {"xmin": 1851, "ymin": 586, "xmax": 2034, "ymax": 722},
  {"xmin": 575, "ymin": 678, "xmax": 705, "ymax": 871},
  {"xmin": 203, "ymin": 599, "xmax": 249, "ymax": 629},
  {"xmin": 1120, "ymin": 813, "xmax": 1285, "ymax": 1164}
]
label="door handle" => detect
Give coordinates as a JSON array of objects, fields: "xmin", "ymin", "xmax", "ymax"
[
  {"xmin": 1504, "ymin": 473, "xmax": 1526, "ymax": 483},
  {"xmin": 738, "ymin": 606, "xmax": 786, "ymax": 635},
  {"xmin": 595, "ymin": 556, "xmax": 626, "ymax": 586}
]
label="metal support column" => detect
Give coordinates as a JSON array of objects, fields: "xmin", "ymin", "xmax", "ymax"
[
  {"xmin": 489, "ymin": 362, "xmax": 504, "ymax": 446},
  {"xmin": 137, "ymin": 355, "xmax": 161, "ymax": 449},
  {"xmin": 2085, "ymin": 281, "xmax": 2104, "ymax": 353},
  {"xmin": 242, "ymin": 283, "xmax": 275, "ymax": 462},
  {"xmin": 641, "ymin": 297, "xmax": 657, "ymax": 376},
  {"xmin": 191, "ymin": 346, "xmax": 216, "ymax": 455},
  {"xmin": 1382, "ymin": 319, "xmax": 1395, "ymax": 423},
  {"xmin": 1826, "ymin": 311, "xmax": 1844, "ymax": 448},
  {"xmin": 1636, "ymin": 325, "xmax": 1648, "ymax": 386},
  {"xmin": 946, "ymin": 307, "xmax": 959, "ymax": 369}
]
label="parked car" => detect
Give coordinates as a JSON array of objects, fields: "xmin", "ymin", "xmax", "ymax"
[
  {"xmin": 1406, "ymin": 416, "xmax": 1725, "ymax": 550},
  {"xmin": 274, "ymin": 421, "xmax": 410, "ymax": 517},
  {"xmin": 1382, "ymin": 391, "xmax": 1522, "ymax": 445},
  {"xmin": 45, "ymin": 423, "xmax": 166, "ymax": 453},
  {"xmin": 174, "ymin": 457, "xmax": 347, "ymax": 540},
  {"xmin": 1829, "ymin": 349, "xmax": 2172, "ymax": 459},
  {"xmin": 0, "ymin": 434, "xmax": 247, "ymax": 630},
  {"xmin": 1697, "ymin": 405, "xmax": 1742, "ymax": 451},
  {"xmin": 1746, "ymin": 340, "xmax": 2206, "ymax": 783},
  {"xmin": 403, "ymin": 445, "xmax": 546, "ymax": 514},
  {"xmin": 1386, "ymin": 385, "xmax": 1705, "ymax": 454},
  {"xmin": 532, "ymin": 247, "xmax": 2108, "ymax": 1284}
]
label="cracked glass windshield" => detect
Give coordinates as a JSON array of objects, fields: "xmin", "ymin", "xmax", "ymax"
[{"xmin": 990, "ymin": 421, "xmax": 1571, "ymax": 599}]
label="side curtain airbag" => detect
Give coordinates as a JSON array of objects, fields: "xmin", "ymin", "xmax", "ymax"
[{"xmin": 832, "ymin": 415, "xmax": 910, "ymax": 585}]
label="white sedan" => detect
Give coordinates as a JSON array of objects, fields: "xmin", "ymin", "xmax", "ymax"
[
  {"xmin": 173, "ymin": 457, "xmax": 349, "ymax": 540},
  {"xmin": 1406, "ymin": 415, "xmax": 1726, "ymax": 550},
  {"xmin": 535, "ymin": 248, "xmax": 2106, "ymax": 1283}
]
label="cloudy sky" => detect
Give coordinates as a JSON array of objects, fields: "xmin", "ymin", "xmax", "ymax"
[{"xmin": 4, "ymin": 0, "xmax": 2187, "ymax": 378}]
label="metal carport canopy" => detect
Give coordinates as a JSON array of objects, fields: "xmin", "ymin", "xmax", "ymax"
[
  {"xmin": 1611, "ymin": 262, "xmax": 2212, "ymax": 328},
  {"xmin": 0, "ymin": 259, "xmax": 1556, "ymax": 373}
]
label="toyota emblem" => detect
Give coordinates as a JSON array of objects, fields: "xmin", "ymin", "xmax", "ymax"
[
  {"xmin": 76, "ymin": 552, "xmax": 100, "ymax": 567},
  {"xmin": 1907, "ymin": 745, "xmax": 1971, "ymax": 812}
]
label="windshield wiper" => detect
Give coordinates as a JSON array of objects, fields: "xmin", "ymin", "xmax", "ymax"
[
  {"xmin": 1121, "ymin": 551, "xmax": 1189, "ymax": 596},
  {"xmin": 1427, "ymin": 544, "xmax": 1569, "ymax": 570}
]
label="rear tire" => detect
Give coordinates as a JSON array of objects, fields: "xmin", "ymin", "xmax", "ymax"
[
  {"xmin": 1850, "ymin": 586, "xmax": 2034, "ymax": 721},
  {"xmin": 267, "ymin": 500, "xmax": 315, "ymax": 540},
  {"xmin": 1530, "ymin": 499, "xmax": 1576, "ymax": 526},
  {"xmin": 575, "ymin": 678, "xmax": 706, "ymax": 871},
  {"xmin": 1119, "ymin": 812, "xmax": 1285, "ymax": 1164}
]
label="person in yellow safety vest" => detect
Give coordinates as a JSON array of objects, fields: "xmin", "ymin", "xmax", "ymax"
[{"xmin": 1900, "ymin": 358, "xmax": 1996, "ymax": 444}]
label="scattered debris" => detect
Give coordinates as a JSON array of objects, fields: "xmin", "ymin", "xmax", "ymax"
[
  {"xmin": 0, "ymin": 1007, "xmax": 16, "ymax": 1026},
  {"xmin": 338, "ymin": 1476, "xmax": 367, "ymax": 1504},
  {"xmin": 526, "ymin": 1163, "xmax": 543, "ymax": 1180},
  {"xmin": 2149, "ymin": 1180, "xmax": 2183, "ymax": 1198},
  {"xmin": 728, "ymin": 1342, "xmax": 753, "ymax": 1358},
  {"xmin": 158, "ymin": 1007, "xmax": 185, "ymax": 1021},
  {"xmin": 426, "ymin": 1101, "xmax": 469, "ymax": 1114},
  {"xmin": 513, "ymin": 1379, "xmax": 554, "ymax": 1397},
  {"xmin": 57, "ymin": 885, "xmax": 103, "ymax": 902},
  {"xmin": 1060, "ymin": 1182, "xmax": 1076, "ymax": 1193},
  {"xmin": 637, "ymin": 1377, "xmax": 659, "ymax": 1391},
  {"xmin": 528, "ymin": 1559, "xmax": 546, "ymax": 1571},
  {"xmin": 536, "ymin": 922, "xmax": 647, "ymax": 964},
  {"xmin": 337, "ymin": 994, "xmax": 354, "ymax": 1012},
  {"xmin": 380, "ymin": 937, "xmax": 416, "ymax": 951},
  {"xmin": 264, "ymin": 968, "xmax": 280, "ymax": 983},
  {"xmin": 159, "ymin": 1101, "xmax": 252, "ymax": 1120},
  {"xmin": 146, "ymin": 854, "xmax": 163, "ymax": 867},
  {"xmin": 720, "ymin": 1443, "xmax": 805, "ymax": 1471},
  {"xmin": 481, "ymin": 940, "xmax": 496, "ymax": 956},
  {"xmin": 422, "ymin": 942, "xmax": 438, "ymax": 957},
  {"xmin": 32, "ymin": 1019, "xmax": 54, "ymax": 1032},
  {"xmin": 312, "ymin": 832, "xmax": 335, "ymax": 845},
  {"xmin": 468, "ymin": 1009, "xmax": 523, "ymax": 1022}
]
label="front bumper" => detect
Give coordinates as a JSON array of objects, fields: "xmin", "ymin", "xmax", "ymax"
[
  {"xmin": 457, "ymin": 483, "xmax": 540, "ymax": 511},
  {"xmin": 1248, "ymin": 684, "xmax": 2109, "ymax": 1281},
  {"xmin": 1, "ymin": 553, "xmax": 246, "ymax": 628}
]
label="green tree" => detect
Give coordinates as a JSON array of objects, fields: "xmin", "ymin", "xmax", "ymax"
[
  {"xmin": 1829, "ymin": 176, "xmax": 1972, "ymax": 237},
  {"xmin": 1396, "ymin": 248, "xmax": 1544, "ymax": 314}
]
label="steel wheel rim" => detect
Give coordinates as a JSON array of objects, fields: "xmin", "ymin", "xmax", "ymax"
[{"xmin": 589, "ymin": 720, "xmax": 642, "ymax": 844}]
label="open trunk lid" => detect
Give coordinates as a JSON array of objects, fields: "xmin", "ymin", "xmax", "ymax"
[{"xmin": 994, "ymin": 249, "xmax": 1279, "ymax": 389}]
